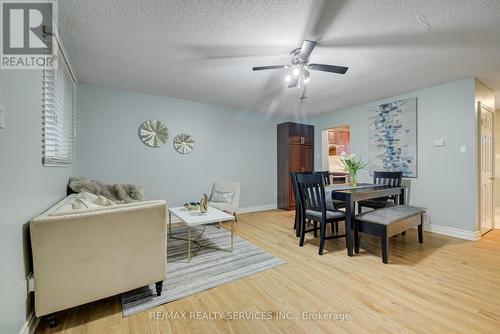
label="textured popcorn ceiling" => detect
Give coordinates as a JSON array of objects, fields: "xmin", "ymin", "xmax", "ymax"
[{"xmin": 58, "ymin": 0, "xmax": 500, "ymax": 114}]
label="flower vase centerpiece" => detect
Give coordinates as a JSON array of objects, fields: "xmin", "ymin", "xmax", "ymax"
[{"xmin": 339, "ymin": 152, "xmax": 368, "ymax": 187}]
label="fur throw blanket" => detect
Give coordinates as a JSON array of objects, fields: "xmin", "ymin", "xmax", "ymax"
[{"xmin": 68, "ymin": 177, "xmax": 144, "ymax": 204}]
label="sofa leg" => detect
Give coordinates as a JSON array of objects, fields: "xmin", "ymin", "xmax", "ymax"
[
  {"xmin": 46, "ymin": 314, "xmax": 57, "ymax": 328},
  {"xmin": 155, "ymin": 281, "xmax": 163, "ymax": 296}
]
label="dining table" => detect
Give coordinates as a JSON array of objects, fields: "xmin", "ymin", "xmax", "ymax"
[{"xmin": 324, "ymin": 183, "xmax": 406, "ymax": 256}]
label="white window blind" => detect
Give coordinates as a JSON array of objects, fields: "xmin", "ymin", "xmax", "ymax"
[{"xmin": 42, "ymin": 42, "xmax": 75, "ymax": 166}]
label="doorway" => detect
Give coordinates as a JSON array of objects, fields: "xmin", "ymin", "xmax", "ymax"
[
  {"xmin": 321, "ymin": 125, "xmax": 350, "ymax": 184},
  {"xmin": 495, "ymin": 109, "xmax": 500, "ymax": 230},
  {"xmin": 479, "ymin": 102, "xmax": 495, "ymax": 235}
]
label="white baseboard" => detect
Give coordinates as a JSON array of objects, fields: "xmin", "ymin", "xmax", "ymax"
[
  {"xmin": 237, "ymin": 204, "xmax": 277, "ymax": 214},
  {"xmin": 19, "ymin": 311, "xmax": 40, "ymax": 334},
  {"xmin": 424, "ymin": 223, "xmax": 480, "ymax": 241}
]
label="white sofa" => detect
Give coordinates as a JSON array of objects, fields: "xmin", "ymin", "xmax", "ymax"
[{"xmin": 30, "ymin": 194, "xmax": 167, "ymax": 324}]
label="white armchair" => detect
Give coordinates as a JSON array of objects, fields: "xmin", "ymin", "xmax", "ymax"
[{"xmin": 208, "ymin": 181, "xmax": 241, "ymax": 221}]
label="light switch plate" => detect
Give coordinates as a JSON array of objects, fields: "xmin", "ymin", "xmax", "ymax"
[
  {"xmin": 460, "ymin": 145, "xmax": 467, "ymax": 154},
  {"xmin": 0, "ymin": 105, "xmax": 5, "ymax": 129},
  {"xmin": 433, "ymin": 139, "xmax": 445, "ymax": 147}
]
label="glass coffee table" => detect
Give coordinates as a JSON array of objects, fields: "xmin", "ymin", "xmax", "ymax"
[{"xmin": 168, "ymin": 206, "xmax": 235, "ymax": 262}]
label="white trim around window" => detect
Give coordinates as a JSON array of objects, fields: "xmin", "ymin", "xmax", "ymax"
[{"xmin": 42, "ymin": 38, "xmax": 76, "ymax": 166}]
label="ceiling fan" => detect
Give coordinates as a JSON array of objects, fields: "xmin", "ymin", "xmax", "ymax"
[{"xmin": 252, "ymin": 40, "xmax": 348, "ymax": 92}]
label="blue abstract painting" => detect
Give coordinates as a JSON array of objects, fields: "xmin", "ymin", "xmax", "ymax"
[{"xmin": 368, "ymin": 97, "xmax": 417, "ymax": 178}]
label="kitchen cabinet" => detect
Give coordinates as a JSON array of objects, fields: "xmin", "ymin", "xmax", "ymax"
[{"xmin": 328, "ymin": 129, "xmax": 350, "ymax": 155}]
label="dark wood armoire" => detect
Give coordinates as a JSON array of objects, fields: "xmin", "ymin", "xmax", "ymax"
[{"xmin": 277, "ymin": 122, "xmax": 314, "ymax": 210}]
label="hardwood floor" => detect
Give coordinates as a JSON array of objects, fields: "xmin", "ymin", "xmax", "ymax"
[{"xmin": 36, "ymin": 210, "xmax": 500, "ymax": 334}]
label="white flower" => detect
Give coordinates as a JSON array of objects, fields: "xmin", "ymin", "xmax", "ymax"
[{"xmin": 350, "ymin": 153, "xmax": 356, "ymax": 159}]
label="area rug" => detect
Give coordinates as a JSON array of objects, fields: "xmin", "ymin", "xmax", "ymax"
[{"xmin": 121, "ymin": 224, "xmax": 285, "ymax": 316}]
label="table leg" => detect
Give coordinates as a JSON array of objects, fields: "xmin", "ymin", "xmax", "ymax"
[
  {"xmin": 231, "ymin": 220, "xmax": 234, "ymax": 251},
  {"xmin": 354, "ymin": 215, "xmax": 360, "ymax": 255},
  {"xmin": 345, "ymin": 196, "xmax": 354, "ymax": 256},
  {"xmin": 353, "ymin": 199, "xmax": 360, "ymax": 254},
  {"xmin": 187, "ymin": 226, "xmax": 191, "ymax": 262}
]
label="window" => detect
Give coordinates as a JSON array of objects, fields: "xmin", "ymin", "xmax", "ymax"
[{"xmin": 42, "ymin": 41, "xmax": 75, "ymax": 166}]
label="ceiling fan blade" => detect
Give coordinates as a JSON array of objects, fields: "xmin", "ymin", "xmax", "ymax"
[
  {"xmin": 297, "ymin": 40, "xmax": 316, "ymax": 62},
  {"xmin": 252, "ymin": 65, "xmax": 288, "ymax": 71},
  {"xmin": 288, "ymin": 75, "xmax": 299, "ymax": 88},
  {"xmin": 308, "ymin": 64, "xmax": 348, "ymax": 74}
]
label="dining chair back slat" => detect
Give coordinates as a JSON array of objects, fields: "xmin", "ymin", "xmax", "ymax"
[
  {"xmin": 373, "ymin": 171, "xmax": 402, "ymax": 201},
  {"xmin": 315, "ymin": 171, "xmax": 331, "ymax": 186},
  {"xmin": 297, "ymin": 173, "xmax": 326, "ymax": 216},
  {"xmin": 290, "ymin": 171, "xmax": 313, "ymax": 237},
  {"xmin": 374, "ymin": 171, "xmax": 402, "ymax": 186}
]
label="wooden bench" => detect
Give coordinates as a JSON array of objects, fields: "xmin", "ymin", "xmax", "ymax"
[{"xmin": 354, "ymin": 205, "xmax": 425, "ymax": 263}]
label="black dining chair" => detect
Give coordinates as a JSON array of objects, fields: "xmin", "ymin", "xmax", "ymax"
[
  {"xmin": 357, "ymin": 171, "xmax": 403, "ymax": 214},
  {"xmin": 290, "ymin": 172, "xmax": 313, "ymax": 237},
  {"xmin": 296, "ymin": 173, "xmax": 346, "ymax": 255},
  {"xmin": 315, "ymin": 171, "xmax": 331, "ymax": 185},
  {"xmin": 314, "ymin": 171, "xmax": 346, "ymax": 211}
]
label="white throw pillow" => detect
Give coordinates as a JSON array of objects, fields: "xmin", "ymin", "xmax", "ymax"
[
  {"xmin": 51, "ymin": 192, "xmax": 117, "ymax": 215},
  {"xmin": 73, "ymin": 192, "xmax": 94, "ymax": 210},
  {"xmin": 211, "ymin": 190, "xmax": 234, "ymax": 204},
  {"xmin": 93, "ymin": 195, "xmax": 116, "ymax": 206}
]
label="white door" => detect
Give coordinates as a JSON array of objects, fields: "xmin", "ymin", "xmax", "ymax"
[{"xmin": 480, "ymin": 102, "xmax": 495, "ymax": 235}]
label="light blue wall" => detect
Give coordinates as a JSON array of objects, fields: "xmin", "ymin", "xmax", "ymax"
[
  {"xmin": 76, "ymin": 84, "xmax": 290, "ymax": 209},
  {"xmin": 0, "ymin": 74, "xmax": 478, "ymax": 332},
  {"xmin": 308, "ymin": 78, "xmax": 476, "ymax": 232},
  {"xmin": 0, "ymin": 70, "xmax": 78, "ymax": 333}
]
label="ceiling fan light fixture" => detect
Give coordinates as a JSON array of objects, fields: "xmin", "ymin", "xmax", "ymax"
[{"xmin": 251, "ymin": 40, "xmax": 348, "ymax": 93}]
